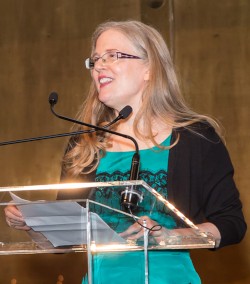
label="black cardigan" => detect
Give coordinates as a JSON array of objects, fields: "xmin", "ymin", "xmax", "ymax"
[
  {"xmin": 58, "ymin": 123, "xmax": 247, "ymax": 249},
  {"xmin": 167, "ymin": 124, "xmax": 246, "ymax": 248}
]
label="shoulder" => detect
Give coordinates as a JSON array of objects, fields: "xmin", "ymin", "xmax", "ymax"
[
  {"xmin": 173, "ymin": 121, "xmax": 221, "ymax": 144},
  {"xmin": 170, "ymin": 121, "xmax": 229, "ymax": 167}
]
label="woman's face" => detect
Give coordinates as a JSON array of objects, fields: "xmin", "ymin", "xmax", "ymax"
[{"xmin": 91, "ymin": 29, "xmax": 149, "ymax": 112}]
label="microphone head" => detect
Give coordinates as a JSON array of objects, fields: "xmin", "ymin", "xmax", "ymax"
[
  {"xmin": 119, "ymin": 105, "xmax": 132, "ymax": 119},
  {"xmin": 49, "ymin": 92, "xmax": 58, "ymax": 106}
]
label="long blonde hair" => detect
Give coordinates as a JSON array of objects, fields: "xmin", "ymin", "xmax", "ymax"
[{"xmin": 62, "ymin": 20, "xmax": 222, "ymax": 178}]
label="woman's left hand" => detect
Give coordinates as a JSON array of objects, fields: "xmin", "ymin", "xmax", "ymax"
[{"xmin": 119, "ymin": 216, "xmax": 172, "ymax": 244}]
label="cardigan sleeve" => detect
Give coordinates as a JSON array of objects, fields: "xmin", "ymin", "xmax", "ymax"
[
  {"xmin": 200, "ymin": 127, "xmax": 247, "ymax": 248},
  {"xmin": 168, "ymin": 124, "xmax": 247, "ymax": 249}
]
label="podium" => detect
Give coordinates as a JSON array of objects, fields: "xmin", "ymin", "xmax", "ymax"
[{"xmin": 0, "ymin": 180, "xmax": 215, "ymax": 283}]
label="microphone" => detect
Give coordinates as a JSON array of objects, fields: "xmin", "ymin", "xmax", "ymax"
[
  {"xmin": 49, "ymin": 92, "xmax": 143, "ymax": 211},
  {"xmin": 49, "ymin": 92, "xmax": 132, "ymax": 132},
  {"xmin": 0, "ymin": 99, "xmax": 131, "ymax": 146}
]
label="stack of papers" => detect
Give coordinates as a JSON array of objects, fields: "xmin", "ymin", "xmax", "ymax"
[{"xmin": 10, "ymin": 192, "xmax": 124, "ymax": 247}]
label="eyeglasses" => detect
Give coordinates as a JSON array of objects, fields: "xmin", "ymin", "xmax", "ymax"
[{"xmin": 85, "ymin": 50, "xmax": 142, "ymax": 69}]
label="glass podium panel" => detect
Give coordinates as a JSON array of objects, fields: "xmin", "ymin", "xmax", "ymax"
[{"xmin": 0, "ymin": 181, "xmax": 215, "ymax": 283}]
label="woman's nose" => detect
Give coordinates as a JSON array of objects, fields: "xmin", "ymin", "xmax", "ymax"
[{"xmin": 94, "ymin": 58, "xmax": 106, "ymax": 71}]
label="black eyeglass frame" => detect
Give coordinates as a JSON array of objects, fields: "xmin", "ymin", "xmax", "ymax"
[{"xmin": 85, "ymin": 51, "xmax": 142, "ymax": 70}]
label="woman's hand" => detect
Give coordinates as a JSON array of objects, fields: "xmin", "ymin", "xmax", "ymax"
[
  {"xmin": 119, "ymin": 216, "xmax": 174, "ymax": 244},
  {"xmin": 119, "ymin": 216, "xmax": 221, "ymax": 248},
  {"xmin": 4, "ymin": 204, "xmax": 31, "ymax": 231}
]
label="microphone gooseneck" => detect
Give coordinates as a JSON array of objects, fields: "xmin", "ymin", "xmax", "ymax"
[
  {"xmin": 0, "ymin": 94, "xmax": 130, "ymax": 146},
  {"xmin": 50, "ymin": 92, "xmax": 143, "ymax": 211},
  {"xmin": 121, "ymin": 151, "xmax": 142, "ymax": 211},
  {"xmin": 48, "ymin": 92, "xmax": 132, "ymax": 133},
  {"xmin": 49, "ymin": 92, "xmax": 138, "ymax": 150}
]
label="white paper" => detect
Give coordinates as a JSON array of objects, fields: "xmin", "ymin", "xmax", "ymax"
[{"xmin": 10, "ymin": 192, "xmax": 125, "ymax": 247}]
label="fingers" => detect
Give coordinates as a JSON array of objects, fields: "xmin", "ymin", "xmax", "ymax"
[
  {"xmin": 4, "ymin": 205, "xmax": 31, "ymax": 231},
  {"xmin": 4, "ymin": 205, "xmax": 23, "ymax": 221},
  {"xmin": 120, "ymin": 222, "xmax": 142, "ymax": 238},
  {"xmin": 6, "ymin": 218, "xmax": 26, "ymax": 228},
  {"xmin": 119, "ymin": 216, "xmax": 173, "ymax": 245},
  {"xmin": 6, "ymin": 218, "xmax": 31, "ymax": 231},
  {"xmin": 13, "ymin": 224, "xmax": 31, "ymax": 231},
  {"xmin": 120, "ymin": 216, "xmax": 159, "ymax": 240}
]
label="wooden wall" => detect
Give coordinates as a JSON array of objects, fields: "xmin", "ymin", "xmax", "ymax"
[
  {"xmin": 171, "ymin": 1, "xmax": 250, "ymax": 283},
  {"xmin": 0, "ymin": 0, "xmax": 249, "ymax": 283}
]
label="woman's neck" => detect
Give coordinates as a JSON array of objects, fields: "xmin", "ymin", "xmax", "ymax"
[{"xmin": 108, "ymin": 118, "xmax": 172, "ymax": 152}]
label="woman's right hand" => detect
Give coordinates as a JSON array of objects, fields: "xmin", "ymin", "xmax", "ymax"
[{"xmin": 4, "ymin": 205, "xmax": 31, "ymax": 231}]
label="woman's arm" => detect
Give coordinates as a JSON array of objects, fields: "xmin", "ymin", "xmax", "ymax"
[{"xmin": 119, "ymin": 216, "xmax": 221, "ymax": 247}]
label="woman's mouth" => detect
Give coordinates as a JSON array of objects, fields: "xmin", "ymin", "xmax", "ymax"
[{"xmin": 99, "ymin": 77, "xmax": 113, "ymax": 88}]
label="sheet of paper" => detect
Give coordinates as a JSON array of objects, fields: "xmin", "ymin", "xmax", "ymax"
[{"xmin": 10, "ymin": 192, "xmax": 125, "ymax": 247}]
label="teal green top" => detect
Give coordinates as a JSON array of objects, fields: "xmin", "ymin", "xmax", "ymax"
[{"xmin": 83, "ymin": 135, "xmax": 201, "ymax": 284}]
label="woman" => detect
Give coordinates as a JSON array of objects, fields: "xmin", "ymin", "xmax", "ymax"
[{"xmin": 5, "ymin": 20, "xmax": 246, "ymax": 283}]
